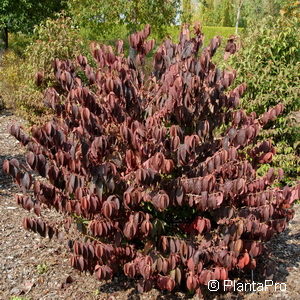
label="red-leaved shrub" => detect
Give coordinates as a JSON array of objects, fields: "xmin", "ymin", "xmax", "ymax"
[{"xmin": 3, "ymin": 24, "xmax": 300, "ymax": 295}]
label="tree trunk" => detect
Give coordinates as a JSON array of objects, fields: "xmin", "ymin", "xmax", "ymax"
[
  {"xmin": 235, "ymin": 0, "xmax": 242, "ymax": 35},
  {"xmin": 3, "ymin": 27, "xmax": 8, "ymax": 49}
]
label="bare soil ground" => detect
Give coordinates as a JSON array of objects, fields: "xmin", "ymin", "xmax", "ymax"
[{"xmin": 0, "ymin": 109, "xmax": 299, "ymax": 300}]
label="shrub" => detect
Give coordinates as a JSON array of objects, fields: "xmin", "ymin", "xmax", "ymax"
[
  {"xmin": 0, "ymin": 50, "xmax": 47, "ymax": 122},
  {"xmin": 3, "ymin": 24, "xmax": 300, "ymax": 296},
  {"xmin": 224, "ymin": 14, "xmax": 300, "ymax": 185},
  {"xmin": 7, "ymin": 32, "xmax": 33, "ymax": 57},
  {"xmin": 0, "ymin": 14, "xmax": 88, "ymax": 124}
]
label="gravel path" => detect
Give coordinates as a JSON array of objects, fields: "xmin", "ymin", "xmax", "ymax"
[{"xmin": 0, "ymin": 109, "xmax": 299, "ymax": 300}]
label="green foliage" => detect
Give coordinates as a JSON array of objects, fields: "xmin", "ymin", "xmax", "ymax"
[
  {"xmin": 0, "ymin": 0, "xmax": 67, "ymax": 48},
  {"xmin": 182, "ymin": 0, "xmax": 193, "ymax": 24},
  {"xmin": 68, "ymin": 0, "xmax": 180, "ymax": 41},
  {"xmin": 225, "ymin": 15, "xmax": 300, "ymax": 184},
  {"xmin": 194, "ymin": 0, "xmax": 296, "ymax": 28},
  {"xmin": 26, "ymin": 15, "xmax": 86, "ymax": 82},
  {"xmin": 279, "ymin": 0, "xmax": 300, "ymax": 18},
  {"xmin": 0, "ymin": 0, "xmax": 66, "ymax": 33},
  {"xmin": 7, "ymin": 32, "xmax": 33, "ymax": 56},
  {"xmin": 0, "ymin": 14, "xmax": 88, "ymax": 123},
  {"xmin": 196, "ymin": 0, "xmax": 236, "ymax": 27}
]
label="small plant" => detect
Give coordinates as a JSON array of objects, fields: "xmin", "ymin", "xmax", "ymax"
[
  {"xmin": 92, "ymin": 289, "xmax": 100, "ymax": 296},
  {"xmin": 36, "ymin": 263, "xmax": 49, "ymax": 274},
  {"xmin": 3, "ymin": 24, "xmax": 299, "ymax": 296}
]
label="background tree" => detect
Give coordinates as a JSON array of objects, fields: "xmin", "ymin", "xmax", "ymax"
[
  {"xmin": 234, "ymin": 0, "xmax": 244, "ymax": 34},
  {"xmin": 0, "ymin": 0, "xmax": 67, "ymax": 49},
  {"xmin": 222, "ymin": 0, "xmax": 233, "ymax": 26},
  {"xmin": 192, "ymin": 0, "xmax": 295, "ymax": 29},
  {"xmin": 182, "ymin": 0, "xmax": 193, "ymax": 24},
  {"xmin": 68, "ymin": 0, "xmax": 180, "ymax": 42},
  {"xmin": 194, "ymin": 0, "xmax": 235, "ymax": 27}
]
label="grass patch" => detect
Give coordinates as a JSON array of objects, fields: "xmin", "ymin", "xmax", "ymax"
[{"xmin": 166, "ymin": 25, "xmax": 238, "ymax": 45}]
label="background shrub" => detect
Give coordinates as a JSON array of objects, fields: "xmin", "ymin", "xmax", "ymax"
[
  {"xmin": 0, "ymin": 14, "xmax": 88, "ymax": 124},
  {"xmin": 224, "ymin": 14, "xmax": 300, "ymax": 185},
  {"xmin": 7, "ymin": 32, "xmax": 33, "ymax": 57},
  {"xmin": 3, "ymin": 25, "xmax": 300, "ymax": 296}
]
